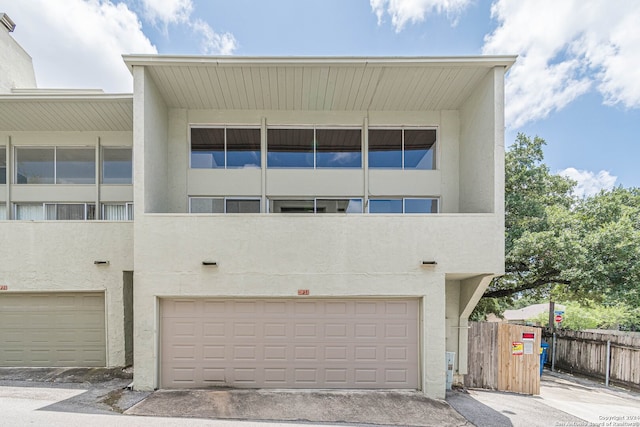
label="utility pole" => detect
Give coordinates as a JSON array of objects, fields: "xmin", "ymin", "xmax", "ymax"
[{"xmin": 548, "ymin": 300, "xmax": 555, "ymax": 331}]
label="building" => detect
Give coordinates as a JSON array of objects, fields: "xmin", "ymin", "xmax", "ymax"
[{"xmin": 0, "ymin": 15, "xmax": 514, "ymax": 399}]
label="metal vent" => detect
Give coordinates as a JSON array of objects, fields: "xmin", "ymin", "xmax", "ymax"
[{"xmin": 1, "ymin": 14, "xmax": 16, "ymax": 32}]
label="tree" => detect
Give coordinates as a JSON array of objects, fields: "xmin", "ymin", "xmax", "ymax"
[{"xmin": 473, "ymin": 134, "xmax": 640, "ymax": 319}]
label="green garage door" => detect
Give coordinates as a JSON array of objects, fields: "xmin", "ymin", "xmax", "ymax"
[{"xmin": 0, "ymin": 292, "xmax": 106, "ymax": 367}]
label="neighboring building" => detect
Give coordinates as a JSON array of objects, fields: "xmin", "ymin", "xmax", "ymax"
[
  {"xmin": 0, "ymin": 14, "xmax": 36, "ymax": 93},
  {"xmin": 0, "ymin": 16, "xmax": 514, "ymax": 399},
  {"xmin": 504, "ymin": 303, "xmax": 566, "ymax": 324}
]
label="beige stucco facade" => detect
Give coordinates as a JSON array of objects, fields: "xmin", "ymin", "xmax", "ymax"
[{"xmin": 0, "ymin": 28, "xmax": 512, "ymax": 399}]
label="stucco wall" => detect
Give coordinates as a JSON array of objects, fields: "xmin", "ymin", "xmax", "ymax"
[
  {"xmin": 459, "ymin": 68, "xmax": 499, "ymax": 214},
  {"xmin": 0, "ymin": 222, "xmax": 133, "ymax": 366},
  {"xmin": 132, "ymin": 213, "xmax": 502, "ymax": 398},
  {"xmin": 0, "ymin": 27, "xmax": 36, "ymax": 92}
]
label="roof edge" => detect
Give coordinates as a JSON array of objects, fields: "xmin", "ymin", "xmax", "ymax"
[{"xmin": 122, "ymin": 54, "xmax": 518, "ymax": 72}]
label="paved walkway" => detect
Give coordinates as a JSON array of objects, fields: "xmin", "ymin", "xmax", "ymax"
[{"xmin": 449, "ymin": 371, "xmax": 640, "ymax": 427}]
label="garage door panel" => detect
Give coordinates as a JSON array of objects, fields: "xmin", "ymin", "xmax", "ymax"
[
  {"xmin": 161, "ymin": 298, "xmax": 419, "ymax": 389},
  {"xmin": 0, "ymin": 293, "xmax": 106, "ymax": 367}
]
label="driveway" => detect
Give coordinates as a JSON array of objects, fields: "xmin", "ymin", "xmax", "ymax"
[{"xmin": 1, "ymin": 367, "xmax": 639, "ymax": 426}]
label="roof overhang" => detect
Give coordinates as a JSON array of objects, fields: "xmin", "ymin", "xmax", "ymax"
[
  {"xmin": 123, "ymin": 55, "xmax": 517, "ymax": 111},
  {"xmin": 0, "ymin": 92, "xmax": 133, "ymax": 132}
]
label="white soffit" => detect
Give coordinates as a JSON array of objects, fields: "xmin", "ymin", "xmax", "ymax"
[
  {"xmin": 0, "ymin": 94, "xmax": 133, "ymax": 131},
  {"xmin": 123, "ymin": 55, "xmax": 517, "ymax": 111}
]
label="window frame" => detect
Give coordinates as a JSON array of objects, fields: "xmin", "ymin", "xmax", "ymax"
[
  {"xmin": 190, "ymin": 126, "xmax": 261, "ymax": 169},
  {"xmin": 101, "ymin": 202, "xmax": 134, "ymax": 221},
  {"xmin": 368, "ymin": 127, "xmax": 437, "ymax": 170},
  {"xmin": 267, "ymin": 126, "xmax": 362, "ymax": 169},
  {"xmin": 14, "ymin": 202, "xmax": 96, "ymax": 220},
  {"xmin": 14, "ymin": 146, "xmax": 97, "ymax": 185},
  {"xmin": 368, "ymin": 197, "xmax": 439, "ymax": 214},
  {"xmin": 267, "ymin": 197, "xmax": 364, "ymax": 214},
  {"xmin": 188, "ymin": 197, "xmax": 262, "ymax": 214},
  {"xmin": 0, "ymin": 145, "xmax": 6, "ymax": 185},
  {"xmin": 102, "ymin": 146, "xmax": 133, "ymax": 184}
]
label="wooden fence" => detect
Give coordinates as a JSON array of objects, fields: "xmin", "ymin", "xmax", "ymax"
[
  {"xmin": 542, "ymin": 329, "xmax": 640, "ymax": 390},
  {"xmin": 466, "ymin": 322, "xmax": 541, "ymax": 394}
]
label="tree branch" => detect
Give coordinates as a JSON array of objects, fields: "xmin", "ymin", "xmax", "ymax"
[{"xmin": 483, "ymin": 277, "xmax": 571, "ymax": 298}]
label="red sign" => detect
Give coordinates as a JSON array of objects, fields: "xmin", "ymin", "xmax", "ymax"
[
  {"xmin": 555, "ymin": 314, "xmax": 563, "ymax": 323},
  {"xmin": 297, "ymin": 289, "xmax": 309, "ymax": 296},
  {"xmin": 522, "ymin": 332, "xmax": 535, "ymax": 340},
  {"xmin": 0, "ymin": 285, "xmax": 7, "ymax": 291}
]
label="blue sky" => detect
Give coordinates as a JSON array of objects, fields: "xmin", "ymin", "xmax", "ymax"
[{"xmin": 2, "ymin": 0, "xmax": 639, "ymax": 194}]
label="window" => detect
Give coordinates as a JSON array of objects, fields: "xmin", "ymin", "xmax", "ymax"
[
  {"xmin": 0, "ymin": 147, "xmax": 6, "ymax": 184},
  {"xmin": 369, "ymin": 128, "xmax": 436, "ymax": 169},
  {"xmin": 15, "ymin": 147, "xmax": 96, "ymax": 184},
  {"xmin": 189, "ymin": 197, "xmax": 261, "ymax": 213},
  {"xmin": 15, "ymin": 148, "xmax": 54, "ymax": 184},
  {"xmin": 102, "ymin": 203, "xmax": 134, "ymax": 220},
  {"xmin": 56, "ymin": 148, "xmax": 95, "ymax": 184},
  {"xmin": 191, "ymin": 127, "xmax": 261, "ymax": 169},
  {"xmin": 269, "ymin": 198, "xmax": 363, "ymax": 213},
  {"xmin": 369, "ymin": 198, "xmax": 438, "ymax": 214},
  {"xmin": 267, "ymin": 128, "xmax": 313, "ymax": 168},
  {"xmin": 0, "ymin": 203, "xmax": 6, "ymax": 220},
  {"xmin": 15, "ymin": 203, "xmax": 96, "ymax": 220},
  {"xmin": 268, "ymin": 128, "xmax": 362, "ymax": 168},
  {"xmin": 103, "ymin": 147, "xmax": 132, "ymax": 184}
]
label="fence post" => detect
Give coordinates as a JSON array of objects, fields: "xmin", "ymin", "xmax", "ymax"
[
  {"xmin": 605, "ymin": 340, "xmax": 611, "ymax": 387},
  {"xmin": 552, "ymin": 332, "xmax": 556, "ymax": 372}
]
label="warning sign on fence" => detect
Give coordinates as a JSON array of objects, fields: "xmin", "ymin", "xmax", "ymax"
[{"xmin": 512, "ymin": 342, "xmax": 524, "ymax": 356}]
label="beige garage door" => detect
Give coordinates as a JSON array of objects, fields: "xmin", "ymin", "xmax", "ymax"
[
  {"xmin": 0, "ymin": 292, "xmax": 106, "ymax": 367},
  {"xmin": 161, "ymin": 298, "xmax": 419, "ymax": 389}
]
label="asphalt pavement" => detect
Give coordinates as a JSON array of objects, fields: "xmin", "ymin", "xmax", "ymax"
[{"xmin": 1, "ymin": 367, "xmax": 639, "ymax": 426}]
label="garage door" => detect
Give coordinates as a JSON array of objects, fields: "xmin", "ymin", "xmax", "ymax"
[
  {"xmin": 0, "ymin": 293, "xmax": 106, "ymax": 367},
  {"xmin": 161, "ymin": 298, "xmax": 419, "ymax": 389}
]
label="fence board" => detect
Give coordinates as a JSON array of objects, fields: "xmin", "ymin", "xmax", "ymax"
[{"xmin": 543, "ymin": 329, "xmax": 640, "ymax": 390}]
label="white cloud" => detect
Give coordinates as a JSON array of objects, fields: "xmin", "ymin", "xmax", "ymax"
[
  {"xmin": 370, "ymin": 0, "xmax": 472, "ymax": 32},
  {"xmin": 558, "ymin": 167, "xmax": 617, "ymax": 198},
  {"xmin": 138, "ymin": 0, "xmax": 238, "ymax": 55},
  {"xmin": 191, "ymin": 19, "xmax": 237, "ymax": 55},
  {"xmin": 141, "ymin": 0, "xmax": 192, "ymax": 25},
  {"xmin": 2, "ymin": 0, "xmax": 156, "ymax": 92},
  {"xmin": 483, "ymin": 0, "xmax": 640, "ymax": 128}
]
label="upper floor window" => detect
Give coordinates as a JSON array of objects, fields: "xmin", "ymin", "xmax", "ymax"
[
  {"xmin": 0, "ymin": 147, "xmax": 6, "ymax": 184},
  {"xmin": 269, "ymin": 198, "xmax": 363, "ymax": 213},
  {"xmin": 0, "ymin": 203, "xmax": 6, "ymax": 220},
  {"xmin": 15, "ymin": 147, "xmax": 95, "ymax": 184},
  {"xmin": 102, "ymin": 147, "xmax": 133, "ymax": 184},
  {"xmin": 368, "ymin": 198, "xmax": 439, "ymax": 213},
  {"xmin": 15, "ymin": 202, "xmax": 96, "ymax": 220},
  {"xmin": 368, "ymin": 128, "xmax": 436, "ymax": 170},
  {"xmin": 191, "ymin": 127, "xmax": 261, "ymax": 169},
  {"xmin": 189, "ymin": 197, "xmax": 261, "ymax": 213},
  {"xmin": 267, "ymin": 128, "xmax": 362, "ymax": 168}
]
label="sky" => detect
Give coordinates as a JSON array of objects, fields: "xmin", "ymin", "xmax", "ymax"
[{"xmin": 2, "ymin": 0, "xmax": 639, "ymax": 195}]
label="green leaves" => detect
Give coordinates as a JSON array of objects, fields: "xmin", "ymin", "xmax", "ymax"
[{"xmin": 474, "ymin": 134, "xmax": 640, "ymax": 324}]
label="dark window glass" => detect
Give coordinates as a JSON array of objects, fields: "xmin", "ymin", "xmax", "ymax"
[
  {"xmin": 267, "ymin": 129, "xmax": 314, "ymax": 168},
  {"xmin": 405, "ymin": 198, "xmax": 438, "ymax": 213},
  {"xmin": 226, "ymin": 128, "xmax": 261, "ymax": 168},
  {"xmin": 226, "ymin": 199, "xmax": 261, "ymax": 213},
  {"xmin": 56, "ymin": 148, "xmax": 95, "ymax": 184},
  {"xmin": 190, "ymin": 198, "xmax": 224, "ymax": 213},
  {"xmin": 0, "ymin": 147, "xmax": 6, "ymax": 184},
  {"xmin": 103, "ymin": 147, "xmax": 132, "ymax": 184},
  {"xmin": 368, "ymin": 129, "xmax": 402, "ymax": 168},
  {"xmin": 316, "ymin": 199, "xmax": 363, "ymax": 213},
  {"xmin": 316, "ymin": 129, "xmax": 362, "ymax": 168},
  {"xmin": 369, "ymin": 199, "xmax": 403, "ymax": 213},
  {"xmin": 16, "ymin": 148, "xmax": 54, "ymax": 184},
  {"xmin": 45, "ymin": 203, "xmax": 95, "ymax": 220},
  {"xmin": 404, "ymin": 129, "xmax": 436, "ymax": 169},
  {"xmin": 269, "ymin": 199, "xmax": 314, "ymax": 213},
  {"xmin": 191, "ymin": 128, "xmax": 224, "ymax": 168}
]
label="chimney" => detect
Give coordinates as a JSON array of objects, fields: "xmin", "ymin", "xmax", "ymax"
[{"xmin": 1, "ymin": 13, "xmax": 16, "ymax": 32}]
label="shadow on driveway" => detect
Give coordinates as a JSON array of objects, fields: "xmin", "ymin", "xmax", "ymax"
[{"xmin": 126, "ymin": 389, "xmax": 472, "ymax": 427}]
